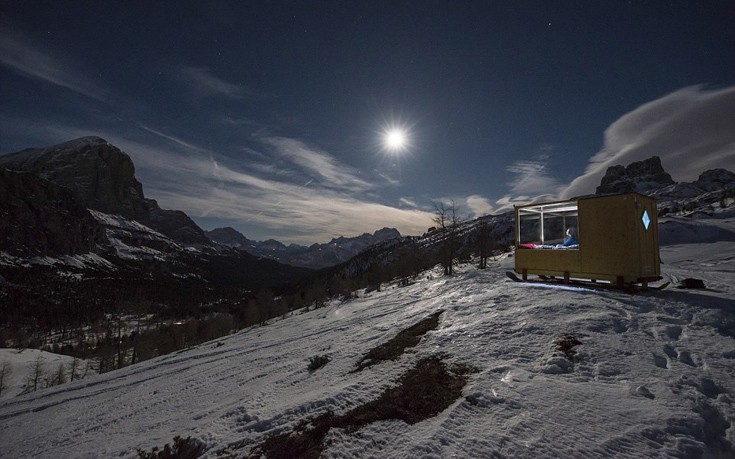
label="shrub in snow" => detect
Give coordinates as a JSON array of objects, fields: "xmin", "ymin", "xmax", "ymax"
[
  {"xmin": 136, "ymin": 435, "xmax": 205, "ymax": 459},
  {"xmin": 308, "ymin": 355, "xmax": 331, "ymax": 372},
  {"xmin": 0, "ymin": 360, "xmax": 10, "ymax": 396}
]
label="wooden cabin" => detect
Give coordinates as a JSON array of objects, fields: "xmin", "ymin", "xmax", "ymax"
[{"xmin": 513, "ymin": 193, "xmax": 661, "ymax": 287}]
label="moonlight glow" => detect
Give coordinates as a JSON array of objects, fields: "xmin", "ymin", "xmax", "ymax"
[{"xmin": 384, "ymin": 128, "xmax": 407, "ymax": 151}]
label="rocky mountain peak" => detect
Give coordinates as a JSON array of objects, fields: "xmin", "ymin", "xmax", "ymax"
[
  {"xmin": 205, "ymin": 226, "xmax": 403, "ymax": 269},
  {"xmin": 204, "ymin": 227, "xmax": 253, "ymax": 248},
  {"xmin": 0, "ymin": 137, "xmax": 210, "ymax": 245},
  {"xmin": 373, "ymin": 227, "xmax": 402, "ymax": 239},
  {"xmin": 693, "ymin": 169, "xmax": 735, "ymax": 192},
  {"xmin": 0, "ymin": 136, "xmax": 146, "ymax": 218},
  {"xmin": 596, "ymin": 156, "xmax": 675, "ymax": 195}
]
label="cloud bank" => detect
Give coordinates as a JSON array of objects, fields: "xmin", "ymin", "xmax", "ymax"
[
  {"xmin": 560, "ymin": 85, "xmax": 735, "ymax": 199},
  {"xmin": 489, "ymin": 85, "xmax": 735, "ymax": 212}
]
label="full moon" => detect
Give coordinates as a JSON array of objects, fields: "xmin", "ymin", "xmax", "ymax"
[{"xmin": 384, "ymin": 128, "xmax": 407, "ymax": 151}]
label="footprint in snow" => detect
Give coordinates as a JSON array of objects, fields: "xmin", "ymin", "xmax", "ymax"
[
  {"xmin": 663, "ymin": 344, "xmax": 677, "ymax": 359},
  {"xmin": 635, "ymin": 385, "xmax": 655, "ymax": 399},
  {"xmin": 676, "ymin": 350, "xmax": 695, "ymax": 366},
  {"xmin": 664, "ymin": 325, "xmax": 682, "ymax": 340},
  {"xmin": 653, "ymin": 353, "xmax": 669, "ymax": 369},
  {"xmin": 663, "ymin": 345, "xmax": 696, "ymax": 366}
]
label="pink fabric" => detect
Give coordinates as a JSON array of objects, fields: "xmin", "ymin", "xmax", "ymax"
[{"xmin": 518, "ymin": 243, "xmax": 536, "ymax": 249}]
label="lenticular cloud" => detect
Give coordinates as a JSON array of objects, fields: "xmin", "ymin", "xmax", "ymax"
[{"xmin": 561, "ymin": 85, "xmax": 735, "ymax": 199}]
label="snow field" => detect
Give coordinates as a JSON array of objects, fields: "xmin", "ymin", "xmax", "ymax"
[{"xmin": 1, "ymin": 219, "xmax": 734, "ymax": 458}]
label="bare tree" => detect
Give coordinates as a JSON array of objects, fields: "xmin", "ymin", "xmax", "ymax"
[
  {"xmin": 48, "ymin": 362, "xmax": 67, "ymax": 387},
  {"xmin": 475, "ymin": 220, "xmax": 502, "ymax": 269},
  {"xmin": 68, "ymin": 358, "xmax": 79, "ymax": 382},
  {"xmin": 244, "ymin": 298, "xmax": 262, "ymax": 326},
  {"xmin": 25, "ymin": 354, "xmax": 45, "ymax": 393},
  {"xmin": 255, "ymin": 288, "xmax": 276, "ymax": 323},
  {"xmin": 0, "ymin": 360, "xmax": 11, "ymax": 397},
  {"xmin": 433, "ymin": 200, "xmax": 463, "ymax": 275}
]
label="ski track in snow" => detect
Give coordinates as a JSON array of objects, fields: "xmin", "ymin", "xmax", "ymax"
[{"xmin": 1, "ymin": 223, "xmax": 735, "ymax": 458}]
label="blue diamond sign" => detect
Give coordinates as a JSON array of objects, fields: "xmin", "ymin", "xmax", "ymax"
[{"xmin": 642, "ymin": 210, "xmax": 650, "ymax": 230}]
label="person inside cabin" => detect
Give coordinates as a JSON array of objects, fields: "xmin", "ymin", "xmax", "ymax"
[{"xmin": 561, "ymin": 227, "xmax": 578, "ymax": 247}]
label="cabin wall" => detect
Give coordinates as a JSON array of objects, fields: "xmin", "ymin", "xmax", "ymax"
[
  {"xmin": 514, "ymin": 193, "xmax": 661, "ymax": 284},
  {"xmin": 515, "ymin": 248, "xmax": 581, "ymax": 275},
  {"xmin": 636, "ymin": 196, "xmax": 661, "ymax": 278},
  {"xmin": 579, "ymin": 195, "xmax": 641, "ymax": 280}
]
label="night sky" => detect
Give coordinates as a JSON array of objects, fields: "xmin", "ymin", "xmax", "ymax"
[{"xmin": 2, "ymin": 1, "xmax": 734, "ymax": 243}]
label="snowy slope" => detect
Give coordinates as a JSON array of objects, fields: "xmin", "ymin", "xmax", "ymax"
[
  {"xmin": 0, "ymin": 349, "xmax": 89, "ymax": 400},
  {"xmin": 1, "ymin": 219, "xmax": 734, "ymax": 458}
]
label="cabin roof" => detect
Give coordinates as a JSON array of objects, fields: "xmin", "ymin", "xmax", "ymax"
[{"xmin": 514, "ymin": 192, "xmax": 655, "ymax": 212}]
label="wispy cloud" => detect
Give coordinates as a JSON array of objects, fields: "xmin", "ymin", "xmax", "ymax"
[
  {"xmin": 179, "ymin": 66, "xmax": 258, "ymax": 100},
  {"xmin": 399, "ymin": 197, "xmax": 419, "ymax": 208},
  {"xmin": 489, "ymin": 150, "xmax": 564, "ymax": 212},
  {"xmin": 0, "ymin": 28, "xmax": 109, "ymax": 101},
  {"xmin": 139, "ymin": 125, "xmax": 210, "ymax": 154},
  {"xmin": 260, "ymin": 136, "xmax": 375, "ymax": 192},
  {"xmin": 94, "ymin": 129, "xmax": 434, "ymax": 243},
  {"xmin": 560, "ymin": 85, "xmax": 735, "ymax": 199}
]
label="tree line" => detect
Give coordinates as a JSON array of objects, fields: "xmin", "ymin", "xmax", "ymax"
[{"xmin": 1, "ymin": 210, "xmax": 511, "ymax": 384}]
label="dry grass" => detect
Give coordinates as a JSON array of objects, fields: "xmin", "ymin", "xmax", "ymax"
[
  {"xmin": 352, "ymin": 310, "xmax": 444, "ymax": 372},
  {"xmin": 254, "ymin": 357, "xmax": 473, "ymax": 459}
]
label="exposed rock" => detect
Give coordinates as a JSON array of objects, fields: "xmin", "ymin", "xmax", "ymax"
[
  {"xmin": 144, "ymin": 199, "xmax": 210, "ymax": 245},
  {"xmin": 0, "ymin": 137, "xmax": 210, "ymax": 245},
  {"xmin": 654, "ymin": 168, "xmax": 735, "ymax": 217},
  {"xmin": 692, "ymin": 169, "xmax": 735, "ymax": 192},
  {"xmin": 0, "ymin": 167, "xmax": 105, "ymax": 256},
  {"xmin": 0, "ymin": 137, "xmax": 147, "ymax": 218},
  {"xmin": 596, "ymin": 156, "xmax": 675, "ymax": 195}
]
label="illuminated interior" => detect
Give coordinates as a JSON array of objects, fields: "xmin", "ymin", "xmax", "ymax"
[{"xmin": 517, "ymin": 201, "xmax": 579, "ymax": 246}]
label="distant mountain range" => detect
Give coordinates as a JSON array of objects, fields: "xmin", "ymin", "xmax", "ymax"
[
  {"xmin": 0, "ymin": 137, "xmax": 405, "ymax": 282},
  {"xmin": 205, "ymin": 226, "xmax": 402, "ymax": 269},
  {"xmin": 1, "ymin": 137, "xmax": 733, "ymax": 286},
  {"xmin": 1, "ymin": 137, "xmax": 733, "ymax": 356}
]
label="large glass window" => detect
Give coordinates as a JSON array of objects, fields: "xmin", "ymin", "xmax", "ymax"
[{"xmin": 517, "ymin": 201, "xmax": 579, "ymax": 247}]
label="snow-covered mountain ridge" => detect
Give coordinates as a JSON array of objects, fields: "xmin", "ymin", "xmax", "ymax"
[
  {"xmin": 1, "ymin": 214, "xmax": 734, "ymax": 458},
  {"xmin": 206, "ymin": 227, "xmax": 403, "ymax": 269},
  {"xmin": 0, "ymin": 137, "xmax": 405, "ymax": 273},
  {"xmin": 594, "ymin": 156, "xmax": 735, "ymax": 217}
]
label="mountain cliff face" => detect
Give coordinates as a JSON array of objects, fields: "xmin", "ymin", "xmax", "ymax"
[
  {"xmin": 0, "ymin": 137, "xmax": 147, "ymax": 219},
  {"xmin": 0, "ymin": 137, "xmax": 311, "ymax": 290},
  {"xmin": 0, "ymin": 137, "xmax": 209, "ymax": 245},
  {"xmin": 596, "ymin": 156, "xmax": 675, "ymax": 195},
  {"xmin": 0, "ymin": 167, "xmax": 105, "ymax": 256},
  {"xmin": 594, "ymin": 156, "xmax": 734, "ymax": 217}
]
